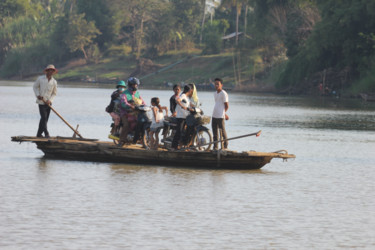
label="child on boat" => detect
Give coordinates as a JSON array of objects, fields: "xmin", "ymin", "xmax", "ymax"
[{"xmin": 149, "ymin": 97, "xmax": 168, "ymax": 150}]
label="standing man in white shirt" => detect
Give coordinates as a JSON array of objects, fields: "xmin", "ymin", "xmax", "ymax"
[
  {"xmin": 212, "ymin": 78, "xmax": 229, "ymax": 150},
  {"xmin": 33, "ymin": 64, "xmax": 58, "ymax": 138}
]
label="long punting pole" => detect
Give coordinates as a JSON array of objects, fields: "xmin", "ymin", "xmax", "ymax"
[
  {"xmin": 43, "ymin": 99, "xmax": 83, "ymax": 138},
  {"xmin": 193, "ymin": 130, "xmax": 262, "ymax": 149}
]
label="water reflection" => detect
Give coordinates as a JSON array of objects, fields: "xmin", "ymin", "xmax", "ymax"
[{"xmin": 109, "ymin": 163, "xmax": 270, "ymax": 176}]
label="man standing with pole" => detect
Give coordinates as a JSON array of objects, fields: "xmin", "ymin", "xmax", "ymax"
[
  {"xmin": 212, "ymin": 78, "xmax": 229, "ymax": 150},
  {"xmin": 33, "ymin": 64, "xmax": 58, "ymax": 138}
]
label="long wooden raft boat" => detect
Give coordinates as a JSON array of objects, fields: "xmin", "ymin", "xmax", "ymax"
[{"xmin": 11, "ymin": 136, "xmax": 296, "ymax": 170}]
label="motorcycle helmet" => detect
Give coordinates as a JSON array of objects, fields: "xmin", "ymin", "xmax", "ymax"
[{"xmin": 127, "ymin": 77, "xmax": 140, "ymax": 87}]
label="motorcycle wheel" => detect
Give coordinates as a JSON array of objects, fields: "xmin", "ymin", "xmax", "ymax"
[
  {"xmin": 162, "ymin": 126, "xmax": 172, "ymax": 141},
  {"xmin": 193, "ymin": 129, "xmax": 213, "ymax": 151}
]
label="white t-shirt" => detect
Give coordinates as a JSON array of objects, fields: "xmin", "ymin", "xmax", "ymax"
[
  {"xmin": 212, "ymin": 90, "xmax": 228, "ymax": 118},
  {"xmin": 176, "ymin": 93, "xmax": 190, "ymax": 118}
]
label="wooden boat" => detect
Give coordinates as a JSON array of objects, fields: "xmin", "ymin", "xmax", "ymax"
[{"xmin": 11, "ymin": 136, "xmax": 296, "ymax": 170}]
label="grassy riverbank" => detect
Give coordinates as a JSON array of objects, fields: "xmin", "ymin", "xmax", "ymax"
[
  {"xmin": 9, "ymin": 49, "xmax": 371, "ymax": 97},
  {"xmin": 44, "ymin": 49, "xmax": 274, "ymax": 92}
]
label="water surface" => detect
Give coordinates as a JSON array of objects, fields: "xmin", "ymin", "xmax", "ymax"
[{"xmin": 1, "ymin": 81, "xmax": 374, "ymax": 249}]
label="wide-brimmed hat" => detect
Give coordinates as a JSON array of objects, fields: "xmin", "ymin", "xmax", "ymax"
[{"xmin": 44, "ymin": 64, "xmax": 58, "ymax": 73}]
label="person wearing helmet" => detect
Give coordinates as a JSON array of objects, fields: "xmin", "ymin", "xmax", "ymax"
[
  {"xmin": 106, "ymin": 80, "xmax": 127, "ymax": 136},
  {"xmin": 118, "ymin": 77, "xmax": 146, "ymax": 145}
]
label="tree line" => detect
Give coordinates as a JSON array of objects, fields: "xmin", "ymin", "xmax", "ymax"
[{"xmin": 0, "ymin": 0, "xmax": 374, "ymax": 94}]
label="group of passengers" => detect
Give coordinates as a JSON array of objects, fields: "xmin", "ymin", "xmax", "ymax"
[
  {"xmin": 106, "ymin": 77, "xmax": 229, "ymax": 151},
  {"xmin": 33, "ymin": 64, "xmax": 227, "ymax": 150}
]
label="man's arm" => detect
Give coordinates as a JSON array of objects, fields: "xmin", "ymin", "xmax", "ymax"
[
  {"xmin": 224, "ymin": 91, "xmax": 229, "ymax": 120},
  {"xmin": 33, "ymin": 77, "xmax": 41, "ymax": 99},
  {"xmin": 176, "ymin": 96, "xmax": 190, "ymax": 111},
  {"xmin": 224, "ymin": 102, "xmax": 229, "ymax": 112},
  {"xmin": 121, "ymin": 94, "xmax": 133, "ymax": 109},
  {"xmin": 139, "ymin": 95, "xmax": 146, "ymax": 105}
]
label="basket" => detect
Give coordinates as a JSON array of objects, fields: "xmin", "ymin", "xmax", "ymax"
[
  {"xmin": 196, "ymin": 115, "xmax": 211, "ymax": 125},
  {"xmin": 186, "ymin": 114, "xmax": 211, "ymax": 126}
]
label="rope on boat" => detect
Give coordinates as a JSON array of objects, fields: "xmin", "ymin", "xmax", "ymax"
[
  {"xmin": 273, "ymin": 150, "xmax": 288, "ymax": 155},
  {"xmin": 273, "ymin": 150, "xmax": 290, "ymax": 162}
]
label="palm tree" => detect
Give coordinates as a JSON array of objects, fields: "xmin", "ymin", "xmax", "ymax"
[{"xmin": 220, "ymin": 0, "xmax": 248, "ymax": 46}]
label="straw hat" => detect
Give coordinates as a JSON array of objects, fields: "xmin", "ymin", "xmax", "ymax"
[{"xmin": 44, "ymin": 64, "xmax": 58, "ymax": 73}]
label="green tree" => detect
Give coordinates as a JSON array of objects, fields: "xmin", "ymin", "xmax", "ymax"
[
  {"xmin": 76, "ymin": 0, "xmax": 119, "ymax": 48},
  {"xmin": 0, "ymin": 0, "xmax": 32, "ymax": 24},
  {"xmin": 202, "ymin": 20, "xmax": 229, "ymax": 54},
  {"xmin": 220, "ymin": 0, "xmax": 250, "ymax": 46},
  {"xmin": 64, "ymin": 13, "xmax": 101, "ymax": 60},
  {"xmin": 111, "ymin": 0, "xmax": 168, "ymax": 59},
  {"xmin": 171, "ymin": 0, "xmax": 204, "ymax": 46},
  {"xmin": 277, "ymin": 0, "xmax": 375, "ymax": 93}
]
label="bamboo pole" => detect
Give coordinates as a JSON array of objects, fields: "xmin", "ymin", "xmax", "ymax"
[
  {"xmin": 42, "ymin": 99, "xmax": 83, "ymax": 138},
  {"xmin": 192, "ymin": 130, "xmax": 262, "ymax": 149}
]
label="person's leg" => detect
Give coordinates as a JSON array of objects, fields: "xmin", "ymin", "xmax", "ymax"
[
  {"xmin": 217, "ymin": 118, "xmax": 228, "ymax": 149},
  {"xmin": 114, "ymin": 113, "xmax": 121, "ymax": 126},
  {"xmin": 44, "ymin": 106, "xmax": 51, "ymax": 137},
  {"xmin": 37, "ymin": 105, "xmax": 50, "ymax": 137},
  {"xmin": 149, "ymin": 130, "xmax": 155, "ymax": 149},
  {"xmin": 119, "ymin": 115, "xmax": 130, "ymax": 144},
  {"xmin": 37, "ymin": 105, "xmax": 44, "ymax": 137},
  {"xmin": 211, "ymin": 118, "xmax": 219, "ymax": 150},
  {"xmin": 110, "ymin": 113, "xmax": 121, "ymax": 135},
  {"xmin": 154, "ymin": 131, "xmax": 160, "ymax": 149},
  {"xmin": 183, "ymin": 125, "xmax": 194, "ymax": 146},
  {"xmin": 172, "ymin": 118, "xmax": 183, "ymax": 149}
]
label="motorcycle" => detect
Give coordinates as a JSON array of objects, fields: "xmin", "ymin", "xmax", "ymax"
[
  {"xmin": 161, "ymin": 107, "xmax": 213, "ymax": 151},
  {"xmin": 109, "ymin": 105, "xmax": 152, "ymax": 148}
]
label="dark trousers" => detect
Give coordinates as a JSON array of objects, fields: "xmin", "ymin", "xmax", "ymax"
[
  {"xmin": 172, "ymin": 118, "xmax": 185, "ymax": 149},
  {"xmin": 212, "ymin": 118, "xmax": 228, "ymax": 149},
  {"xmin": 119, "ymin": 115, "xmax": 130, "ymax": 143},
  {"xmin": 37, "ymin": 104, "xmax": 51, "ymax": 137}
]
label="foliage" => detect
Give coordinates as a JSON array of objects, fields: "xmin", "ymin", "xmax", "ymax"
[
  {"xmin": 64, "ymin": 13, "xmax": 101, "ymax": 61},
  {"xmin": 76, "ymin": 0, "xmax": 119, "ymax": 48},
  {"xmin": 0, "ymin": 0, "xmax": 32, "ymax": 23},
  {"xmin": 0, "ymin": 0, "xmax": 375, "ymax": 94},
  {"xmin": 277, "ymin": 0, "xmax": 375, "ymax": 93},
  {"xmin": 202, "ymin": 20, "xmax": 229, "ymax": 55}
]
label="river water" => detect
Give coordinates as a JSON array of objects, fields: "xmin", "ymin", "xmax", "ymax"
[{"xmin": 0, "ymin": 81, "xmax": 374, "ymax": 249}]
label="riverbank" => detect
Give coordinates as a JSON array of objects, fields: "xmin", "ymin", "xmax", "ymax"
[{"xmin": 2, "ymin": 50, "xmax": 374, "ymax": 98}]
